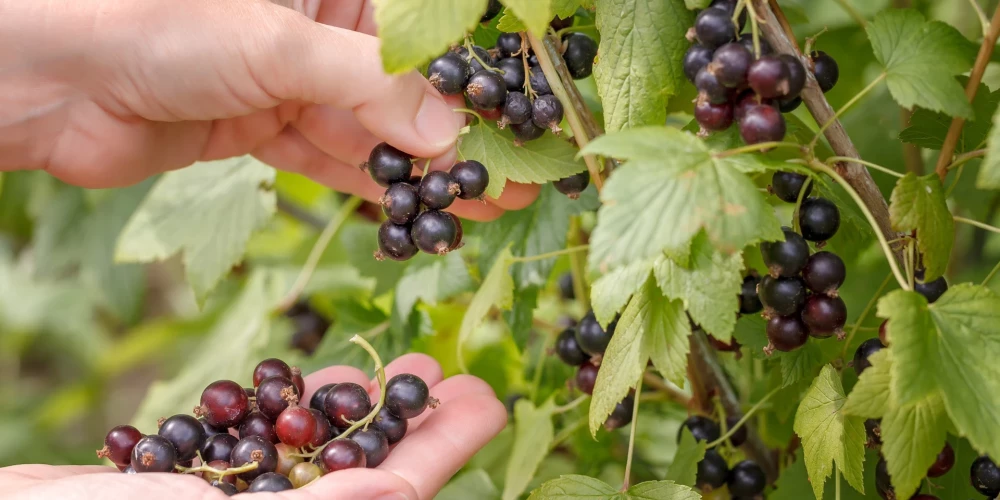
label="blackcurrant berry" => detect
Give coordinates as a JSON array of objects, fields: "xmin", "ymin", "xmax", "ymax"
[
  {"xmin": 375, "ymin": 221, "xmax": 418, "ymax": 262},
  {"xmin": 308, "ymin": 408, "xmax": 335, "ymax": 448},
  {"xmin": 709, "ymin": 42, "xmax": 752, "ymax": 88},
  {"xmin": 253, "ymin": 359, "xmax": 292, "ymax": 387},
  {"xmin": 778, "ymin": 95, "xmax": 802, "ymax": 113},
  {"xmin": 802, "ymin": 294, "xmax": 847, "ymax": 338},
  {"xmin": 256, "ymin": 376, "xmax": 299, "ymax": 421},
  {"xmin": 350, "ymin": 426, "xmax": 390, "ymax": 468},
  {"xmin": 386, "ymin": 373, "xmax": 435, "ymax": 419},
  {"xmin": 418, "ymin": 171, "xmax": 460, "ymax": 210},
  {"xmin": 734, "ymin": 91, "xmax": 774, "ymax": 122},
  {"xmin": 197, "ymin": 380, "xmax": 251, "ymax": 429},
  {"xmin": 694, "ymin": 98, "xmax": 734, "ymax": 132},
  {"xmin": 972, "ymin": 456, "xmax": 1000, "ymax": 497},
  {"xmin": 198, "ymin": 417, "xmax": 226, "ymax": 437},
  {"xmin": 275, "ymin": 405, "xmax": 317, "ymax": 448},
  {"xmin": 248, "ymin": 472, "xmax": 293, "ymax": 493},
  {"xmin": 426, "ymin": 53, "xmax": 470, "ymax": 95},
  {"xmin": 576, "ymin": 311, "xmax": 612, "ymax": 355},
  {"xmin": 240, "ymin": 411, "xmax": 279, "ymax": 443},
  {"xmin": 511, "ymin": 118, "xmax": 546, "ymax": 143},
  {"xmin": 576, "ymin": 362, "xmax": 599, "ymax": 395},
  {"xmin": 678, "ymin": 415, "xmax": 722, "ymax": 445},
  {"xmin": 527, "ymin": 54, "xmax": 540, "ymax": 67},
  {"xmin": 380, "ymin": 182, "xmax": 420, "ymax": 224},
  {"xmin": 562, "ymin": 33, "xmax": 598, "ymax": 79},
  {"xmin": 318, "ymin": 439, "xmax": 367, "ymax": 472},
  {"xmin": 324, "ymin": 382, "xmax": 372, "ymax": 429},
  {"xmin": 914, "ymin": 270, "xmax": 948, "ymax": 304},
  {"xmin": 554, "ymin": 171, "xmax": 590, "ymax": 199},
  {"xmin": 771, "ymin": 171, "xmax": 812, "ymax": 203},
  {"xmin": 875, "ymin": 455, "xmax": 893, "ymax": 498},
  {"xmin": 779, "ymin": 54, "xmax": 807, "ymax": 98},
  {"xmin": 288, "ymin": 462, "xmax": 322, "ymax": 489},
  {"xmin": 683, "ymin": 43, "xmax": 715, "ymax": 83},
  {"xmin": 274, "ymin": 442, "xmax": 302, "ymax": 476},
  {"xmin": 97, "ymin": 425, "xmax": 143, "ymax": 466},
  {"xmin": 230, "ymin": 435, "xmax": 278, "ymax": 481},
  {"xmin": 532, "ymin": 94, "xmax": 564, "ymax": 132},
  {"xmin": 696, "ymin": 449, "xmax": 730, "ymax": 489},
  {"xmin": 158, "ymin": 414, "xmax": 206, "ymax": 462},
  {"xmin": 292, "ymin": 368, "xmax": 305, "ymax": 396},
  {"xmin": 482, "ymin": 0, "xmax": 503, "ymax": 22},
  {"xmin": 447, "ymin": 212, "xmax": 464, "ymax": 251},
  {"xmin": 550, "ymin": 15, "xmax": 574, "ymax": 31},
  {"xmin": 695, "ymin": 67, "xmax": 730, "ymax": 104},
  {"xmin": 865, "ymin": 418, "xmax": 882, "ymax": 446},
  {"xmin": 496, "ymin": 57, "xmax": 526, "ymax": 91},
  {"xmin": 748, "ymin": 56, "xmax": 791, "ymax": 98},
  {"xmin": 739, "ymin": 275, "xmax": 763, "ymax": 314},
  {"xmin": 604, "ymin": 394, "xmax": 635, "ymax": 430},
  {"xmin": 725, "ymin": 415, "xmax": 748, "ymax": 447},
  {"xmin": 766, "ymin": 315, "xmax": 809, "ymax": 352},
  {"xmin": 710, "ymin": 0, "xmax": 746, "ymax": 30},
  {"xmin": 760, "ymin": 227, "xmax": 810, "ymax": 277},
  {"xmin": 802, "ymin": 251, "xmax": 846, "ymax": 294},
  {"xmin": 467, "ymin": 70, "xmax": 508, "ymax": 110},
  {"xmin": 411, "ymin": 210, "xmax": 459, "ymax": 255},
  {"xmin": 728, "ymin": 460, "xmax": 766, "ymax": 496},
  {"xmin": 529, "ymin": 66, "xmax": 552, "ymax": 95},
  {"xmin": 479, "ymin": 105, "xmax": 504, "ymax": 121},
  {"xmin": 496, "ymin": 33, "xmax": 523, "ymax": 58},
  {"xmin": 374, "ymin": 406, "xmax": 408, "ymax": 444},
  {"xmin": 558, "ymin": 272, "xmax": 575, "ymax": 300},
  {"xmin": 740, "ymin": 102, "xmax": 786, "ymax": 144},
  {"xmin": 211, "ymin": 481, "xmax": 238, "ymax": 496},
  {"xmin": 450, "ymin": 160, "xmax": 489, "ymax": 200},
  {"xmin": 693, "ymin": 8, "xmax": 736, "ymax": 49},
  {"xmin": 758, "ymin": 275, "xmax": 807, "ymax": 316},
  {"xmin": 799, "ymin": 197, "xmax": 841, "ymax": 242},
  {"xmin": 456, "ymin": 45, "xmax": 494, "ymax": 75},
  {"xmin": 810, "ymin": 51, "xmax": 840, "ymax": 93},
  {"xmin": 365, "ymin": 143, "xmax": 413, "ymax": 187},
  {"xmin": 927, "ymin": 442, "xmax": 955, "ymax": 478},
  {"xmin": 853, "ymin": 338, "xmax": 885, "ymax": 376},
  {"xmin": 555, "ymin": 328, "xmax": 589, "ymax": 366},
  {"xmin": 738, "ymin": 33, "xmax": 771, "ymax": 55},
  {"xmin": 201, "ymin": 433, "xmax": 238, "ymax": 464},
  {"xmin": 130, "ymin": 435, "xmax": 178, "ymax": 473},
  {"xmin": 502, "ymin": 91, "xmax": 533, "ymax": 127}
]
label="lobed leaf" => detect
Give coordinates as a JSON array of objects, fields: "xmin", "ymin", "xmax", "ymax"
[
  {"xmin": 503, "ymin": 398, "xmax": 557, "ymax": 500},
  {"xmin": 880, "ymin": 392, "xmax": 949, "ymax": 499},
  {"xmin": 888, "ymin": 173, "xmax": 954, "ymax": 280},
  {"xmin": 373, "ymin": 0, "xmax": 488, "ymax": 73}
]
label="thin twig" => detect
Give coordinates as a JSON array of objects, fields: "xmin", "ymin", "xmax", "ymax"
[
  {"xmin": 955, "ymin": 216, "xmax": 1000, "ymax": 235},
  {"xmin": 704, "ymin": 386, "xmax": 781, "ymax": 448},
  {"xmin": 969, "ymin": 0, "xmax": 991, "ymax": 34},
  {"xmin": 841, "ymin": 273, "xmax": 894, "ymax": 358},
  {"xmin": 621, "ymin": 377, "xmax": 643, "ymax": 491},
  {"xmin": 642, "ymin": 372, "xmax": 693, "ymax": 407},
  {"xmin": 826, "ymin": 156, "xmax": 903, "ymax": 178},
  {"xmin": 277, "ymin": 195, "xmax": 326, "ymax": 230}
]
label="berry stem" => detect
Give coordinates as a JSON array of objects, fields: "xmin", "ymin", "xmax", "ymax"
[
  {"xmin": 453, "ymin": 108, "xmax": 484, "ymax": 123},
  {"xmin": 954, "ymin": 215, "xmax": 1000, "ymax": 235},
  {"xmin": 835, "ymin": 464, "xmax": 841, "ymax": 500},
  {"xmin": 712, "ymin": 141, "xmax": 803, "ymax": 158},
  {"xmin": 551, "ymin": 394, "xmax": 589, "ymax": 414},
  {"xmin": 809, "ymin": 73, "xmax": 887, "ymax": 149},
  {"xmin": 554, "ymin": 25, "xmax": 595, "ymax": 38},
  {"xmin": 969, "ymin": 0, "xmax": 991, "ymax": 35},
  {"xmin": 642, "ymin": 372, "xmax": 693, "ymax": 407},
  {"xmin": 422, "ymin": 158, "xmax": 431, "ymax": 178},
  {"xmin": 840, "ymin": 273, "xmax": 893, "ymax": 358},
  {"xmin": 808, "ymin": 159, "xmax": 909, "ymax": 290},
  {"xmin": 946, "ymin": 148, "xmax": 986, "ymax": 171},
  {"xmin": 276, "ymin": 196, "xmax": 363, "ymax": 313},
  {"xmin": 550, "ymin": 417, "xmax": 586, "ymax": 450},
  {"xmin": 704, "ymin": 386, "xmax": 780, "ymax": 448},
  {"xmin": 737, "ymin": 0, "xmax": 763, "ymax": 58},
  {"xmin": 832, "ymin": 0, "xmax": 867, "ymax": 27},
  {"xmin": 981, "ymin": 259, "xmax": 1000, "ymax": 286},
  {"xmin": 175, "ymin": 460, "xmax": 259, "ymax": 477},
  {"xmin": 620, "ymin": 377, "xmax": 643, "ymax": 491},
  {"xmin": 791, "ymin": 176, "xmax": 813, "ymax": 234},
  {"xmin": 528, "ymin": 326, "xmax": 556, "ymax": 402},
  {"xmin": 826, "ymin": 156, "xmax": 903, "ymax": 179},
  {"xmin": 463, "ymin": 35, "xmax": 503, "ymax": 74},
  {"xmin": 509, "ymin": 244, "xmax": 589, "ymax": 263}
]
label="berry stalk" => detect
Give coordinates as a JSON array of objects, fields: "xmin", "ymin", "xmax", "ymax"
[
  {"xmin": 620, "ymin": 378, "xmax": 643, "ymax": 491},
  {"xmin": 703, "ymin": 386, "xmax": 780, "ymax": 448}
]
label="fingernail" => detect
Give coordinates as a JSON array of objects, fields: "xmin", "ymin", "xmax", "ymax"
[{"xmin": 415, "ymin": 92, "xmax": 461, "ymax": 150}]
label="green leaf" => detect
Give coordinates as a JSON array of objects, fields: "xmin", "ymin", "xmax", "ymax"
[
  {"xmin": 459, "ymin": 120, "xmax": 587, "ymax": 199},
  {"xmin": 528, "ymin": 476, "xmax": 700, "ymax": 500},
  {"xmin": 684, "ymin": 0, "xmax": 711, "ymax": 9},
  {"xmin": 116, "ymin": 157, "xmax": 276, "ymax": 304},
  {"xmin": 878, "ymin": 284, "xmax": 1000, "ymax": 459},
  {"xmin": 653, "ymin": 232, "xmax": 743, "ymax": 341},
  {"xmin": 589, "ymin": 257, "xmax": 654, "ymax": 327},
  {"xmin": 552, "ymin": 0, "xmax": 586, "ymax": 18},
  {"xmin": 373, "ymin": 0, "xmax": 487, "ymax": 74},
  {"xmin": 888, "ymin": 174, "xmax": 953, "ymax": 280},
  {"xmin": 880, "ymin": 392, "xmax": 949, "ymax": 499},
  {"xmin": 583, "ymin": 127, "xmax": 782, "ymax": 272},
  {"xmin": 623, "ymin": 481, "xmax": 701, "ymax": 500},
  {"xmin": 866, "ymin": 9, "xmax": 975, "ymax": 119},
  {"xmin": 899, "ymin": 80, "xmax": 1000, "ymax": 151},
  {"xmin": 394, "ymin": 252, "xmax": 474, "ymax": 319},
  {"xmin": 593, "ymin": 0, "xmax": 693, "ymax": 131},
  {"xmin": 589, "ymin": 277, "xmax": 690, "ymax": 435},
  {"xmin": 793, "ymin": 365, "xmax": 866, "ymax": 499},
  {"xmin": 978, "ymin": 101, "xmax": 1000, "ymax": 190},
  {"xmin": 503, "ymin": 398, "xmax": 556, "ymax": 500},
  {"xmin": 458, "ymin": 247, "xmax": 515, "ymax": 372},
  {"xmin": 500, "ymin": 0, "xmax": 551, "ymax": 36},
  {"xmin": 664, "ymin": 430, "xmax": 706, "ymax": 486},
  {"xmin": 496, "ymin": 14, "xmax": 526, "ymax": 32},
  {"xmin": 936, "ymin": 437, "xmax": 991, "ymax": 499},
  {"xmin": 843, "ymin": 349, "xmax": 892, "ymax": 419},
  {"xmin": 780, "ymin": 342, "xmax": 827, "ymax": 389}
]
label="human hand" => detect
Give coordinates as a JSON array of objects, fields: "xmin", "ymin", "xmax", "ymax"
[
  {"xmin": 1, "ymin": 353, "xmax": 507, "ymax": 500},
  {"xmin": 0, "ymin": 0, "xmax": 540, "ymax": 221}
]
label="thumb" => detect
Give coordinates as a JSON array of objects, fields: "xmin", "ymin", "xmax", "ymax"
[{"xmin": 245, "ymin": 4, "xmax": 463, "ymax": 159}]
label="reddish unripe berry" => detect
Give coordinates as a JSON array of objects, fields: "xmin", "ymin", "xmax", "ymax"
[
  {"xmin": 276, "ymin": 406, "xmax": 318, "ymax": 448},
  {"xmin": 926, "ymin": 442, "xmax": 955, "ymax": 477},
  {"xmin": 97, "ymin": 425, "xmax": 143, "ymax": 466},
  {"xmin": 740, "ymin": 105, "xmax": 786, "ymax": 145},
  {"xmin": 694, "ymin": 98, "xmax": 734, "ymax": 132}
]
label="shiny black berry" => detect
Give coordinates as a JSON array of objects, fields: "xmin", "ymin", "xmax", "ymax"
[
  {"xmin": 554, "ymin": 171, "xmax": 590, "ymax": 199},
  {"xmin": 695, "ymin": 67, "xmax": 730, "ymax": 104},
  {"xmin": 350, "ymin": 426, "xmax": 390, "ymax": 468},
  {"xmin": 576, "ymin": 311, "xmax": 612, "ymax": 356},
  {"xmin": 418, "ymin": 171, "xmax": 460, "ymax": 210},
  {"xmin": 696, "ymin": 449, "xmax": 730, "ymax": 489},
  {"xmin": 771, "ymin": 171, "xmax": 812, "ymax": 203},
  {"xmin": 802, "ymin": 294, "xmax": 847, "ymax": 338},
  {"xmin": 201, "ymin": 433, "xmax": 238, "ymax": 464},
  {"xmin": 694, "ymin": 8, "xmax": 737, "ymax": 48},
  {"xmin": 563, "ymin": 33, "xmax": 598, "ymax": 79},
  {"xmin": 853, "ymin": 338, "xmax": 885, "ymax": 376},
  {"xmin": 780, "ymin": 54, "xmax": 807, "ymax": 98},
  {"xmin": 694, "ymin": 98, "xmax": 734, "ymax": 132},
  {"xmin": 426, "ymin": 53, "xmax": 470, "ymax": 95},
  {"xmin": 604, "ymin": 395, "xmax": 635, "ymax": 430},
  {"xmin": 738, "ymin": 33, "xmax": 771, "ymax": 55},
  {"xmin": 555, "ymin": 328, "xmax": 589, "ymax": 366},
  {"xmin": 802, "ymin": 251, "xmax": 846, "ymax": 294},
  {"xmin": 760, "ymin": 227, "xmax": 810, "ymax": 277},
  {"xmin": 972, "ymin": 456, "xmax": 1000, "ymax": 497},
  {"xmin": 366, "ymin": 143, "xmax": 413, "ymax": 187},
  {"xmin": 467, "ymin": 70, "xmax": 508, "ymax": 110},
  {"xmin": 532, "ymin": 95, "xmax": 564, "ymax": 131},
  {"xmin": 239, "ymin": 411, "xmax": 279, "ymax": 443},
  {"xmin": 158, "ymin": 414, "xmax": 206, "ymax": 462},
  {"xmin": 748, "ymin": 56, "xmax": 791, "ymax": 98},
  {"xmin": 502, "ymin": 91, "xmax": 532, "ymax": 126},
  {"xmin": 482, "ymin": 0, "xmax": 503, "ymax": 22},
  {"xmin": 374, "ymin": 407, "xmax": 407, "ymax": 445},
  {"xmin": 380, "ymin": 182, "xmax": 420, "ymax": 224},
  {"xmin": 766, "ymin": 315, "xmax": 809, "ymax": 352},
  {"xmin": 529, "ymin": 66, "xmax": 552, "ymax": 95},
  {"xmin": 450, "ymin": 160, "xmax": 489, "ymax": 200},
  {"xmin": 683, "ymin": 43, "xmax": 715, "ymax": 83},
  {"xmin": 457, "ymin": 45, "xmax": 494, "ymax": 74},
  {"xmin": 386, "ymin": 373, "xmax": 435, "ymax": 419},
  {"xmin": 739, "ymin": 275, "xmax": 763, "ymax": 314},
  {"xmin": 212, "ymin": 481, "xmax": 238, "ymax": 496},
  {"xmin": 728, "ymin": 460, "xmax": 766, "ymax": 496},
  {"xmin": 709, "ymin": 42, "xmax": 752, "ymax": 88},
  {"xmin": 710, "ymin": 0, "xmax": 746, "ymax": 30},
  {"xmin": 496, "ymin": 33, "xmax": 524, "ymax": 58},
  {"xmin": 497, "ymin": 57, "xmax": 526, "ymax": 91},
  {"xmin": 758, "ymin": 275, "xmax": 807, "ymax": 316},
  {"xmin": 253, "ymin": 359, "xmax": 292, "ymax": 388},
  {"xmin": 411, "ymin": 210, "xmax": 458, "ymax": 255},
  {"xmin": 725, "ymin": 415, "xmax": 748, "ymax": 447},
  {"xmin": 914, "ymin": 270, "xmax": 948, "ymax": 303},
  {"xmin": 130, "ymin": 435, "xmax": 177, "ymax": 473},
  {"xmin": 927, "ymin": 443, "xmax": 955, "ymax": 478},
  {"xmin": 778, "ymin": 96, "xmax": 802, "ymax": 113},
  {"xmin": 230, "ymin": 436, "xmax": 279, "ymax": 481},
  {"xmin": 324, "ymin": 382, "xmax": 372, "ymax": 429},
  {"xmin": 799, "ymin": 197, "xmax": 841, "ymax": 242},
  {"xmin": 248, "ymin": 472, "xmax": 293, "ymax": 493},
  {"xmin": 376, "ymin": 221, "xmax": 418, "ymax": 261},
  {"xmin": 810, "ymin": 51, "xmax": 840, "ymax": 93},
  {"xmin": 740, "ymin": 104, "xmax": 786, "ymax": 144},
  {"xmin": 512, "ymin": 119, "xmax": 546, "ymax": 143},
  {"xmin": 678, "ymin": 415, "xmax": 721, "ymax": 445}
]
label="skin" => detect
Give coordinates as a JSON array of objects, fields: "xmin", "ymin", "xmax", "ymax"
[
  {"xmin": 2, "ymin": 354, "xmax": 508, "ymax": 500},
  {"xmin": 0, "ymin": 0, "xmax": 540, "ymax": 221}
]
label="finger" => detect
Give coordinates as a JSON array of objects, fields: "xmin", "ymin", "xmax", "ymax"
[
  {"xmin": 403, "ymin": 374, "xmax": 498, "ymax": 431},
  {"xmin": 376, "ymin": 393, "xmax": 507, "ymax": 499},
  {"xmin": 1, "ymin": 465, "xmax": 116, "ymax": 492},
  {"xmin": 301, "ymin": 365, "xmax": 370, "ymax": 405},
  {"xmin": 8, "ymin": 469, "xmax": 216, "ymax": 500},
  {"xmin": 367, "ymin": 353, "xmax": 445, "ymax": 400},
  {"xmin": 285, "ymin": 467, "xmax": 417, "ymax": 500}
]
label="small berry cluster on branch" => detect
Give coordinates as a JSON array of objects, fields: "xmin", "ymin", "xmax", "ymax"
[{"xmin": 680, "ymin": 416, "xmax": 767, "ymax": 496}]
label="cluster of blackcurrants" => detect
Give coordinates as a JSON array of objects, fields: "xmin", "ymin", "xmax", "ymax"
[
  {"xmin": 683, "ymin": 0, "xmax": 839, "ymax": 144},
  {"xmin": 285, "ymin": 300, "xmax": 331, "ymax": 355},
  {"xmin": 425, "ymin": 24, "xmax": 597, "ymax": 199},
  {"xmin": 552, "ymin": 311, "xmax": 633, "ymax": 430},
  {"xmin": 679, "ymin": 415, "xmax": 767, "ymax": 497},
  {"xmin": 96, "ymin": 358, "xmax": 437, "ymax": 495},
  {"xmin": 366, "ymin": 142, "xmax": 489, "ymax": 261}
]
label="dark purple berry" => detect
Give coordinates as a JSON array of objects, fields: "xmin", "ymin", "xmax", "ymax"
[
  {"xmin": 502, "ymin": 91, "xmax": 533, "ymax": 126},
  {"xmin": 696, "ymin": 449, "xmax": 730, "ymax": 489},
  {"xmin": 679, "ymin": 415, "xmax": 721, "ymax": 445},
  {"xmin": 418, "ymin": 170, "xmax": 460, "ymax": 210},
  {"xmin": 230, "ymin": 436, "xmax": 278, "ymax": 481},
  {"xmin": 738, "ymin": 33, "xmax": 771, "ymax": 55},
  {"xmin": 157, "ymin": 414, "xmax": 206, "ymax": 462},
  {"xmin": 853, "ymin": 338, "xmax": 885, "ymax": 376},
  {"xmin": 380, "ymin": 183, "xmax": 420, "ymax": 224},
  {"xmin": 766, "ymin": 315, "xmax": 809, "ymax": 352},
  {"xmin": 693, "ymin": 8, "xmax": 737, "ymax": 48},
  {"xmin": 496, "ymin": 32, "xmax": 523, "ymax": 58},
  {"xmin": 554, "ymin": 171, "xmax": 590, "ymax": 199},
  {"xmin": 411, "ymin": 210, "xmax": 459, "ymax": 255},
  {"xmin": 248, "ymin": 472, "xmax": 293, "ymax": 493},
  {"xmin": 760, "ymin": 227, "xmax": 810, "ymax": 277},
  {"xmin": 450, "ymin": 160, "xmax": 489, "ymax": 200},
  {"xmin": 532, "ymin": 94, "xmax": 564, "ymax": 131},
  {"xmin": 725, "ymin": 415, "xmax": 748, "ymax": 447},
  {"xmin": 865, "ymin": 418, "xmax": 882, "ymax": 446},
  {"xmin": 324, "ymin": 382, "xmax": 372, "ymax": 429},
  {"xmin": 810, "ymin": 51, "xmax": 839, "ymax": 93},
  {"xmin": 780, "ymin": 54, "xmax": 807, "ymax": 98},
  {"xmin": 130, "ymin": 435, "xmax": 177, "ymax": 473},
  {"xmin": 802, "ymin": 251, "xmax": 846, "ymax": 294},
  {"xmin": 799, "ymin": 197, "xmax": 841, "ymax": 242},
  {"xmin": 466, "ymin": 70, "xmax": 508, "ymax": 110},
  {"xmin": 426, "ymin": 53, "xmax": 469, "ymax": 95},
  {"xmin": 385, "ymin": 373, "xmax": 434, "ymax": 419},
  {"xmin": 802, "ymin": 294, "xmax": 847, "ymax": 338},
  {"xmin": 709, "ymin": 42, "xmax": 752, "ymax": 88},
  {"xmin": 576, "ymin": 361, "xmax": 599, "ymax": 395},
  {"xmin": 734, "ymin": 91, "xmax": 774, "ymax": 122},
  {"xmin": 256, "ymin": 376, "xmax": 299, "ymax": 421},
  {"xmin": 350, "ymin": 426, "xmax": 390, "ymax": 468},
  {"xmin": 710, "ymin": 0, "xmax": 746, "ymax": 30},
  {"xmin": 758, "ymin": 275, "xmax": 807, "ymax": 316},
  {"xmin": 694, "ymin": 98, "xmax": 734, "ymax": 132},
  {"xmin": 98, "ymin": 425, "xmax": 143, "ymax": 467},
  {"xmin": 456, "ymin": 45, "xmax": 494, "ymax": 74},
  {"xmin": 876, "ymin": 456, "xmax": 893, "ymax": 498},
  {"xmin": 778, "ymin": 96, "xmax": 802, "ymax": 113},
  {"xmin": 555, "ymin": 328, "xmax": 589, "ymax": 366},
  {"xmin": 914, "ymin": 269, "xmax": 948, "ymax": 303},
  {"xmin": 447, "ymin": 212, "xmax": 464, "ymax": 251},
  {"xmin": 253, "ymin": 359, "xmax": 292, "ymax": 388},
  {"xmin": 212, "ymin": 481, "xmax": 238, "ymax": 496},
  {"xmin": 740, "ymin": 105, "xmax": 786, "ymax": 144},
  {"xmin": 972, "ymin": 456, "xmax": 1000, "ymax": 497},
  {"xmin": 575, "ymin": 311, "xmax": 612, "ymax": 355},
  {"xmin": 308, "ymin": 408, "xmax": 335, "ymax": 448},
  {"xmin": 240, "ymin": 411, "xmax": 279, "ymax": 443},
  {"xmin": 529, "ymin": 66, "xmax": 552, "ymax": 95},
  {"xmin": 728, "ymin": 460, "xmax": 767, "ymax": 496},
  {"xmin": 318, "ymin": 439, "xmax": 367, "ymax": 472},
  {"xmin": 563, "ymin": 33, "xmax": 598, "ymax": 79},
  {"xmin": 496, "ymin": 57, "xmax": 526, "ymax": 91},
  {"xmin": 604, "ymin": 395, "xmax": 634, "ymax": 430},
  {"xmin": 695, "ymin": 67, "xmax": 730, "ymax": 104},
  {"xmin": 201, "ymin": 433, "xmax": 238, "ymax": 464},
  {"xmin": 198, "ymin": 417, "xmax": 226, "ymax": 438},
  {"xmin": 683, "ymin": 43, "xmax": 715, "ymax": 83},
  {"xmin": 512, "ymin": 119, "xmax": 546, "ymax": 143},
  {"xmin": 739, "ymin": 275, "xmax": 763, "ymax": 314},
  {"xmin": 482, "ymin": 0, "xmax": 503, "ymax": 22},
  {"xmin": 366, "ymin": 143, "xmax": 413, "ymax": 187},
  {"xmin": 771, "ymin": 171, "xmax": 812, "ymax": 203},
  {"xmin": 374, "ymin": 406, "xmax": 408, "ymax": 444},
  {"xmin": 375, "ymin": 221, "xmax": 418, "ymax": 262},
  {"xmin": 748, "ymin": 56, "xmax": 791, "ymax": 98},
  {"xmin": 927, "ymin": 443, "xmax": 955, "ymax": 478},
  {"xmin": 197, "ymin": 380, "xmax": 251, "ymax": 429}
]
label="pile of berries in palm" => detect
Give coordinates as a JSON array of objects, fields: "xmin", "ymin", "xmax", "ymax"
[
  {"xmin": 681, "ymin": 415, "xmax": 768, "ymax": 497},
  {"xmin": 684, "ymin": 0, "xmax": 840, "ymax": 143},
  {"xmin": 365, "ymin": 141, "xmax": 489, "ymax": 261},
  {"xmin": 754, "ymin": 171, "xmax": 847, "ymax": 354},
  {"xmin": 96, "ymin": 358, "xmax": 437, "ymax": 495}
]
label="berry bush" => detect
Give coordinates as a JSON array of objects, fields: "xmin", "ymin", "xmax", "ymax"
[{"xmin": 8, "ymin": 1, "xmax": 1000, "ymax": 500}]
